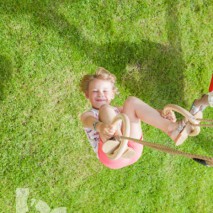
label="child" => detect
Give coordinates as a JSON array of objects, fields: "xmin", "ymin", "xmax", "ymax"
[{"xmin": 80, "ymin": 67, "xmax": 212, "ymax": 169}]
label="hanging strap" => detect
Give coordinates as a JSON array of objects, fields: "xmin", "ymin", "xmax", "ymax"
[{"xmin": 115, "ymin": 135, "xmax": 213, "ymax": 167}]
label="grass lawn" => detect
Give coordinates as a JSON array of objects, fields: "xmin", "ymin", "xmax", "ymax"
[{"xmin": 0, "ymin": 0, "xmax": 213, "ymax": 212}]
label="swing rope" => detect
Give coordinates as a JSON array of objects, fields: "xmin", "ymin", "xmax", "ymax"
[
  {"xmin": 191, "ymin": 119, "xmax": 213, "ymax": 127},
  {"xmin": 104, "ymin": 103, "xmax": 213, "ymax": 166},
  {"xmin": 192, "ymin": 118, "xmax": 213, "ymax": 127},
  {"xmin": 115, "ymin": 135, "xmax": 213, "ymax": 167}
]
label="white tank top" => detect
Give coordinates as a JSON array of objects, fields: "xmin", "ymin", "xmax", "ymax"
[{"xmin": 83, "ymin": 107, "xmax": 120, "ymax": 155}]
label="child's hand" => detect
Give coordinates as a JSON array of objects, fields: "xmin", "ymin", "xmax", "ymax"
[
  {"xmin": 159, "ymin": 110, "xmax": 177, "ymax": 122},
  {"xmin": 98, "ymin": 123, "xmax": 117, "ymax": 142}
]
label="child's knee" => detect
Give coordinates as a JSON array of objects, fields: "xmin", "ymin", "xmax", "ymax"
[
  {"xmin": 99, "ymin": 104, "xmax": 114, "ymax": 113},
  {"xmin": 99, "ymin": 104, "xmax": 117, "ymax": 121},
  {"xmin": 124, "ymin": 96, "xmax": 138, "ymax": 107}
]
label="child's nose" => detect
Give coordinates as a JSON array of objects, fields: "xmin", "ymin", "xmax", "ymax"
[{"xmin": 98, "ymin": 91, "xmax": 104, "ymax": 95}]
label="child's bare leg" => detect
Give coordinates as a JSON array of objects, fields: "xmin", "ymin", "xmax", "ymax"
[
  {"xmin": 122, "ymin": 97, "xmax": 178, "ymax": 140},
  {"xmin": 99, "ymin": 104, "xmax": 122, "ymax": 141},
  {"xmin": 99, "ymin": 104, "xmax": 117, "ymax": 124},
  {"xmin": 99, "ymin": 104, "xmax": 137, "ymax": 158}
]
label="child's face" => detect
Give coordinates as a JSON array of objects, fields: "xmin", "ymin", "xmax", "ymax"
[{"xmin": 86, "ymin": 78, "xmax": 115, "ymax": 109}]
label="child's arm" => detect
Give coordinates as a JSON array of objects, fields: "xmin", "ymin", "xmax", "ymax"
[
  {"xmin": 81, "ymin": 112, "xmax": 116, "ymax": 141},
  {"xmin": 81, "ymin": 111, "xmax": 101, "ymax": 129}
]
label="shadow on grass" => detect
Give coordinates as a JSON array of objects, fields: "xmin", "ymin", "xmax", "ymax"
[
  {"xmin": 3, "ymin": 1, "xmax": 211, "ymax": 155},
  {"xmin": 1, "ymin": 0, "xmax": 185, "ymax": 106},
  {"xmin": 0, "ymin": 55, "xmax": 12, "ymax": 101}
]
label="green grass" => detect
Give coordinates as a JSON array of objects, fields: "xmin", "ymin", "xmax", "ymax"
[{"xmin": 0, "ymin": 0, "xmax": 213, "ymax": 212}]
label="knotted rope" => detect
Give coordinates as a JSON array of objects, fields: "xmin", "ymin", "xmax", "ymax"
[{"xmin": 115, "ymin": 135, "xmax": 213, "ymax": 167}]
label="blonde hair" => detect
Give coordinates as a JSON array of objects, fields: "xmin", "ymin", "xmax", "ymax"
[{"xmin": 80, "ymin": 67, "xmax": 118, "ymax": 94}]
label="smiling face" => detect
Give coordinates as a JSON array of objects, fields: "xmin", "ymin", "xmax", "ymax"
[{"xmin": 86, "ymin": 78, "xmax": 115, "ymax": 109}]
